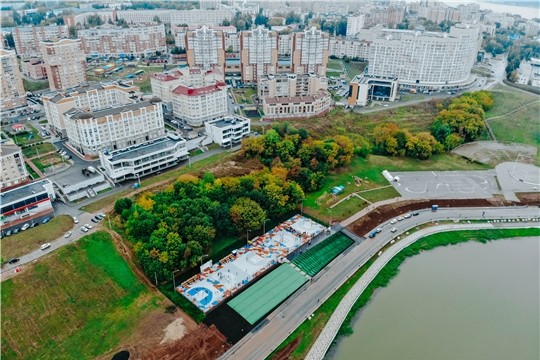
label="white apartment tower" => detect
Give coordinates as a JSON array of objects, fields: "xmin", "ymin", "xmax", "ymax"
[
  {"xmin": 41, "ymin": 39, "xmax": 87, "ymax": 91},
  {"xmin": 0, "ymin": 143, "xmax": 29, "ymax": 190},
  {"xmin": 346, "ymin": 15, "xmax": 366, "ymax": 37},
  {"xmin": 292, "ymin": 27, "xmax": 329, "ymax": 76},
  {"xmin": 0, "ymin": 49, "xmax": 27, "ymax": 111},
  {"xmin": 240, "ymin": 26, "xmax": 278, "ymax": 82},
  {"xmin": 186, "ymin": 26, "xmax": 225, "ymax": 72}
]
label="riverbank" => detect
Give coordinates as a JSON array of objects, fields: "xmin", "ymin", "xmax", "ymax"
[{"xmin": 269, "ymin": 226, "xmax": 538, "ymax": 360}]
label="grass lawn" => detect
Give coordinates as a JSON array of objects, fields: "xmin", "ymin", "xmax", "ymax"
[
  {"xmin": 22, "ymin": 142, "xmax": 56, "ymax": 158},
  {"xmin": 25, "ymin": 164, "xmax": 39, "ymax": 179},
  {"xmin": 304, "ymin": 154, "xmax": 488, "ymax": 222},
  {"xmin": 9, "ymin": 124, "xmax": 43, "ymax": 146},
  {"xmin": 81, "ymin": 151, "xmax": 232, "ymax": 213},
  {"xmin": 31, "ymin": 153, "xmax": 65, "ymax": 172},
  {"xmin": 326, "ymin": 71, "xmax": 343, "ymax": 78},
  {"xmin": 292, "ymin": 104, "xmax": 439, "ymax": 139},
  {"xmin": 233, "ymin": 87, "xmax": 257, "ymax": 104},
  {"xmin": 22, "ymin": 78, "xmax": 49, "ymax": 92},
  {"xmin": 1, "ymin": 215, "xmax": 73, "ymax": 260},
  {"xmin": 486, "ymin": 84, "xmax": 538, "ymax": 119},
  {"xmin": 343, "ymin": 61, "xmax": 367, "ymax": 79},
  {"xmin": 134, "ymin": 77, "xmax": 152, "ymax": 93},
  {"xmin": 327, "ymin": 58, "xmax": 343, "ymax": 70},
  {"xmin": 1, "ymin": 231, "xmax": 162, "ymax": 360},
  {"xmin": 269, "ymin": 227, "xmax": 539, "ymax": 360}
]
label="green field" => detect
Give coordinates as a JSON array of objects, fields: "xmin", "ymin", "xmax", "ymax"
[
  {"xmin": 25, "ymin": 163, "xmax": 39, "ymax": 179},
  {"xmin": 1, "ymin": 231, "xmax": 162, "ymax": 360},
  {"xmin": 304, "ymin": 154, "xmax": 489, "ymax": 222},
  {"xmin": 326, "ymin": 71, "xmax": 343, "ymax": 78},
  {"xmin": 31, "ymin": 153, "xmax": 65, "ymax": 172},
  {"xmin": 22, "ymin": 78, "xmax": 49, "ymax": 92},
  {"xmin": 233, "ymin": 87, "xmax": 257, "ymax": 104},
  {"xmin": 1, "ymin": 215, "xmax": 73, "ymax": 260},
  {"xmin": 228, "ymin": 263, "xmax": 308, "ymax": 324},
  {"xmin": 292, "ymin": 233, "xmax": 354, "ymax": 276},
  {"xmin": 9, "ymin": 124, "xmax": 43, "ymax": 146},
  {"xmin": 343, "ymin": 61, "xmax": 367, "ymax": 79},
  {"xmin": 327, "ymin": 58, "xmax": 343, "ymax": 70},
  {"xmin": 22, "ymin": 142, "xmax": 57, "ymax": 158},
  {"xmin": 269, "ymin": 227, "xmax": 539, "ymax": 360}
]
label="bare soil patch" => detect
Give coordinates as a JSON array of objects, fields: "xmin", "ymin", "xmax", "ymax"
[
  {"xmin": 272, "ymin": 337, "xmax": 302, "ymax": 360},
  {"xmin": 452, "ymin": 141, "xmax": 537, "ymax": 166}
]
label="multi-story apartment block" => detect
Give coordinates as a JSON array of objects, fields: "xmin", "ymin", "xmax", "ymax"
[
  {"xmin": 0, "ymin": 179, "xmax": 56, "ymax": 234},
  {"xmin": 346, "ymin": 14, "xmax": 366, "ymax": 37},
  {"xmin": 151, "ymin": 68, "xmax": 224, "ymax": 109},
  {"xmin": 173, "ymin": 25, "xmax": 237, "ymax": 50},
  {"xmin": 530, "ymin": 58, "xmax": 540, "ymax": 88},
  {"xmin": 22, "ymin": 59, "xmax": 48, "ymax": 80},
  {"xmin": 204, "ymin": 115, "xmax": 251, "ymax": 147},
  {"xmin": 100, "ymin": 133, "xmax": 188, "ymax": 183},
  {"xmin": 43, "ymin": 81, "xmax": 139, "ymax": 136},
  {"xmin": 278, "ymin": 34, "xmax": 292, "ymax": 56},
  {"xmin": 240, "ymin": 26, "xmax": 278, "ymax": 82},
  {"xmin": 186, "ymin": 26, "xmax": 226, "ymax": 72},
  {"xmin": 171, "ymin": 80, "xmax": 228, "ymax": 127},
  {"xmin": 78, "ymin": 24, "xmax": 166, "ymax": 57},
  {"xmin": 366, "ymin": 24, "xmax": 480, "ymax": 90},
  {"xmin": 366, "ymin": 6, "xmax": 405, "ymax": 28},
  {"xmin": 483, "ymin": 12, "xmax": 516, "ymax": 29},
  {"xmin": 63, "ymin": 11, "xmax": 115, "ymax": 27},
  {"xmin": 329, "ymin": 38, "xmax": 370, "ymax": 60},
  {"xmin": 0, "ymin": 142, "xmax": 29, "ymax": 190},
  {"xmin": 257, "ymin": 73, "xmax": 327, "ymax": 98},
  {"xmin": 0, "ymin": 49, "xmax": 27, "ymax": 111},
  {"xmin": 115, "ymin": 9, "xmax": 233, "ymax": 26},
  {"xmin": 13, "ymin": 25, "xmax": 69, "ymax": 58},
  {"xmin": 41, "ymin": 39, "xmax": 87, "ymax": 91},
  {"xmin": 64, "ymin": 97, "xmax": 165, "ymax": 156},
  {"xmin": 262, "ymin": 90, "xmax": 331, "ymax": 120},
  {"xmin": 292, "ymin": 27, "xmax": 329, "ymax": 77}
]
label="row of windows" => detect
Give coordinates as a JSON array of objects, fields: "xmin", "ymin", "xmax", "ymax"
[{"xmin": 1, "ymin": 193, "xmax": 48, "ymax": 215}]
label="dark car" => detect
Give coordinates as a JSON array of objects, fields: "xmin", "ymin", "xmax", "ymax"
[
  {"xmin": 8, "ymin": 258, "xmax": 20, "ymax": 264},
  {"xmin": 368, "ymin": 231, "xmax": 377, "ymax": 238},
  {"xmin": 91, "ymin": 217, "xmax": 99, "ymax": 223},
  {"xmin": 412, "ymin": 212, "xmax": 420, "ymax": 216}
]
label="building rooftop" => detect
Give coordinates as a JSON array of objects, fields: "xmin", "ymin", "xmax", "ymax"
[
  {"xmin": 1, "ymin": 179, "xmax": 52, "ymax": 205},
  {"xmin": 66, "ymin": 98, "xmax": 160, "ymax": 119},
  {"xmin": 172, "ymin": 82, "xmax": 226, "ymax": 97},
  {"xmin": 207, "ymin": 116, "xmax": 250, "ymax": 128},
  {"xmin": 0, "ymin": 144, "xmax": 22, "ymax": 157},
  {"xmin": 104, "ymin": 134, "xmax": 185, "ymax": 162},
  {"xmin": 264, "ymin": 90, "xmax": 330, "ymax": 104}
]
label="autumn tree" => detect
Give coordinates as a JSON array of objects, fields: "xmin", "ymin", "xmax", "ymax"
[{"xmin": 230, "ymin": 197, "xmax": 266, "ymax": 235}]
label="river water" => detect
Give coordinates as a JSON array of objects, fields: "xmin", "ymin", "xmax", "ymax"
[{"xmin": 328, "ymin": 237, "xmax": 539, "ymax": 360}]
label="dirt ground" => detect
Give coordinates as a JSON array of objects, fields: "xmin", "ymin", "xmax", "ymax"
[
  {"xmin": 199, "ymin": 156, "xmax": 263, "ymax": 178},
  {"xmin": 452, "ymin": 141, "xmax": 537, "ymax": 166}
]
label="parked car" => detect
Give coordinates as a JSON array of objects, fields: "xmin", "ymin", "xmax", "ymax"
[
  {"xmin": 368, "ymin": 231, "xmax": 377, "ymax": 238},
  {"xmin": 412, "ymin": 212, "xmax": 420, "ymax": 216},
  {"xmin": 391, "ymin": 227, "xmax": 397, "ymax": 233},
  {"xmin": 376, "ymin": 227, "xmax": 382, "ymax": 233},
  {"xmin": 91, "ymin": 217, "xmax": 99, "ymax": 223},
  {"xmin": 84, "ymin": 224, "xmax": 93, "ymax": 229},
  {"xmin": 42, "ymin": 218, "xmax": 50, "ymax": 224},
  {"xmin": 73, "ymin": 216, "xmax": 79, "ymax": 224},
  {"xmin": 64, "ymin": 231, "xmax": 72, "ymax": 238},
  {"xmin": 390, "ymin": 219, "xmax": 397, "ymax": 224},
  {"xmin": 81, "ymin": 226, "xmax": 89, "ymax": 232},
  {"xmin": 21, "ymin": 223, "xmax": 30, "ymax": 231},
  {"xmin": 404, "ymin": 213, "xmax": 412, "ymax": 219},
  {"xmin": 40, "ymin": 243, "xmax": 51, "ymax": 250},
  {"xmin": 397, "ymin": 216, "xmax": 404, "ymax": 221},
  {"xmin": 7, "ymin": 258, "xmax": 20, "ymax": 264}
]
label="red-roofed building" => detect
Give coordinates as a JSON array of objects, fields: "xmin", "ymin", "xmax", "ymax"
[{"xmin": 171, "ymin": 81, "xmax": 228, "ymax": 127}]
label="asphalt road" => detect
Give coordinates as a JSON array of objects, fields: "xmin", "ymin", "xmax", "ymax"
[{"xmin": 222, "ymin": 206, "xmax": 540, "ymax": 360}]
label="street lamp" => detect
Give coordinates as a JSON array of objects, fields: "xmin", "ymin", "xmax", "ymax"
[
  {"xmin": 246, "ymin": 229, "xmax": 251, "ymax": 243},
  {"xmin": 300, "ymin": 198, "xmax": 305, "ymax": 215},
  {"xmin": 327, "ymin": 208, "xmax": 332, "ymax": 226},
  {"xmin": 200, "ymin": 254, "xmax": 209, "ymax": 266},
  {"xmin": 263, "ymin": 219, "xmax": 270, "ymax": 234}
]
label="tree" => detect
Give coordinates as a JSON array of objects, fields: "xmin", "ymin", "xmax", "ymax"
[
  {"xmin": 86, "ymin": 14, "xmax": 103, "ymax": 27},
  {"xmin": 4, "ymin": 33, "xmax": 14, "ymax": 48},
  {"xmin": 68, "ymin": 26, "xmax": 77, "ymax": 38},
  {"xmin": 255, "ymin": 9, "xmax": 268, "ymax": 26},
  {"xmin": 153, "ymin": 15, "xmax": 162, "ymax": 24},
  {"xmin": 230, "ymin": 197, "xmax": 266, "ymax": 234},
  {"xmin": 114, "ymin": 197, "xmax": 133, "ymax": 215}
]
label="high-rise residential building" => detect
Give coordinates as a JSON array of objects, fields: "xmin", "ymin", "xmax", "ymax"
[
  {"xmin": 151, "ymin": 67, "xmax": 224, "ymax": 109},
  {"xmin": 43, "ymin": 81, "xmax": 140, "ymax": 137},
  {"xmin": 366, "ymin": 24, "xmax": 480, "ymax": 89},
  {"xmin": 346, "ymin": 14, "xmax": 366, "ymax": 37},
  {"xmin": 12, "ymin": 25, "xmax": 69, "ymax": 58},
  {"xmin": 0, "ymin": 49, "xmax": 27, "ymax": 111},
  {"xmin": 240, "ymin": 26, "xmax": 278, "ymax": 82},
  {"xmin": 257, "ymin": 73, "xmax": 327, "ymax": 98},
  {"xmin": 366, "ymin": 6, "xmax": 405, "ymax": 28},
  {"xmin": 41, "ymin": 39, "xmax": 87, "ymax": 91},
  {"xmin": 115, "ymin": 9, "xmax": 234, "ymax": 26},
  {"xmin": 292, "ymin": 27, "xmax": 329, "ymax": 76},
  {"xmin": 171, "ymin": 79, "xmax": 228, "ymax": 127},
  {"xmin": 0, "ymin": 142, "xmax": 29, "ymax": 190},
  {"xmin": 78, "ymin": 24, "xmax": 167, "ymax": 57},
  {"xmin": 64, "ymin": 98, "xmax": 165, "ymax": 156},
  {"xmin": 186, "ymin": 26, "xmax": 226, "ymax": 72},
  {"xmin": 329, "ymin": 38, "xmax": 371, "ymax": 60}
]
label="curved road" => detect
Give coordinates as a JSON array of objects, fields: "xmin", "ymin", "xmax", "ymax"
[{"xmin": 221, "ymin": 206, "xmax": 539, "ymax": 360}]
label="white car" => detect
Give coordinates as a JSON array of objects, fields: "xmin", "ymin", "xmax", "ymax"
[
  {"xmin": 40, "ymin": 243, "xmax": 51, "ymax": 250},
  {"xmin": 84, "ymin": 224, "xmax": 93, "ymax": 229},
  {"xmin": 391, "ymin": 227, "xmax": 397, "ymax": 233},
  {"xmin": 73, "ymin": 216, "xmax": 79, "ymax": 224},
  {"xmin": 404, "ymin": 213, "xmax": 412, "ymax": 219},
  {"xmin": 376, "ymin": 227, "xmax": 382, "ymax": 233},
  {"xmin": 397, "ymin": 216, "xmax": 404, "ymax": 221},
  {"xmin": 21, "ymin": 223, "xmax": 30, "ymax": 231},
  {"xmin": 390, "ymin": 219, "xmax": 397, "ymax": 224},
  {"xmin": 64, "ymin": 231, "xmax": 72, "ymax": 238},
  {"xmin": 81, "ymin": 226, "xmax": 89, "ymax": 232}
]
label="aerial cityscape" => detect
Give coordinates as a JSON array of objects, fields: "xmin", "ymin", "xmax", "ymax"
[{"xmin": 0, "ymin": 0, "xmax": 539, "ymax": 359}]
